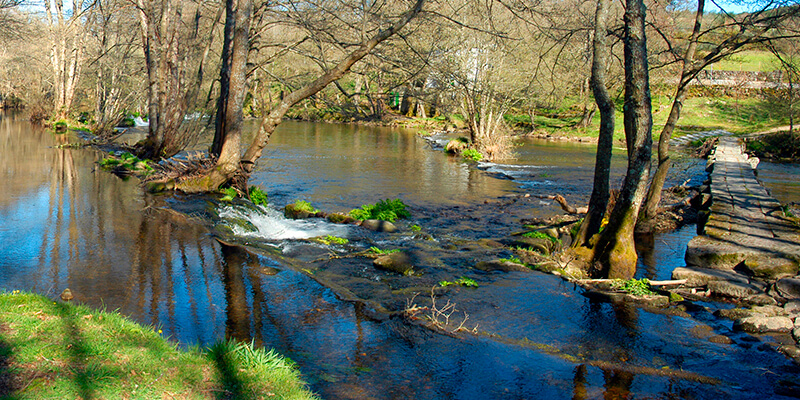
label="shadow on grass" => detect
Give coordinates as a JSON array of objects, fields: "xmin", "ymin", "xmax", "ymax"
[
  {"xmin": 209, "ymin": 342, "xmax": 246, "ymax": 400},
  {"xmin": 55, "ymin": 302, "xmax": 95, "ymax": 400},
  {"xmin": 0, "ymin": 325, "xmax": 17, "ymax": 398}
]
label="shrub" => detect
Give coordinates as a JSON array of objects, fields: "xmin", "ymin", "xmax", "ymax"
[
  {"xmin": 248, "ymin": 186, "xmax": 269, "ymax": 207},
  {"xmin": 461, "ymin": 148, "xmax": 483, "ymax": 162},
  {"xmin": 445, "ymin": 137, "xmax": 470, "ymax": 154},
  {"xmin": 292, "ymin": 200, "xmax": 317, "ymax": 213},
  {"xmin": 349, "ymin": 199, "xmax": 410, "ymax": 222}
]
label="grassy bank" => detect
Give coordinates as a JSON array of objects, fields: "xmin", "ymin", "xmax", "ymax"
[
  {"xmin": 0, "ymin": 291, "xmax": 317, "ymax": 399},
  {"xmin": 392, "ymin": 94, "xmax": 792, "ymax": 143}
]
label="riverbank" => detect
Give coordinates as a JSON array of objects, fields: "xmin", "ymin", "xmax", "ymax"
[{"xmin": 0, "ymin": 291, "xmax": 317, "ymax": 399}]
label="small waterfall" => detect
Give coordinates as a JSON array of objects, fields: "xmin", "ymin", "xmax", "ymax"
[{"xmin": 218, "ymin": 205, "xmax": 350, "ymax": 240}]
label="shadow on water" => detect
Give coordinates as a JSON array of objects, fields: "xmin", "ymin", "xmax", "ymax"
[{"xmin": 2, "ymin": 114, "xmax": 800, "ymax": 399}]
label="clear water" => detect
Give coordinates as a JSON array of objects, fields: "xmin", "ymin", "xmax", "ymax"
[{"xmin": 1, "ymin": 113, "xmax": 798, "ymax": 399}]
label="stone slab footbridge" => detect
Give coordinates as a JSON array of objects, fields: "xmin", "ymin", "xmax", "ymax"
[{"xmin": 672, "ymin": 137, "xmax": 800, "ymax": 314}]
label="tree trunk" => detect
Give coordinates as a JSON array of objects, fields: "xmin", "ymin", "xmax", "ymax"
[
  {"xmin": 640, "ymin": 0, "xmax": 704, "ymax": 226},
  {"xmin": 574, "ymin": 0, "xmax": 615, "ymax": 247},
  {"xmin": 172, "ymin": 0, "xmax": 426, "ymax": 192},
  {"xmin": 591, "ymin": 0, "xmax": 652, "ymax": 279},
  {"xmin": 238, "ymin": 0, "xmax": 425, "ymax": 175},
  {"xmin": 212, "ymin": 0, "xmax": 252, "ymax": 185}
]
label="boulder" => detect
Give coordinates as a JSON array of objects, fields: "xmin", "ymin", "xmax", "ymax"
[
  {"xmin": 784, "ymin": 300, "xmax": 800, "ymax": 316},
  {"xmin": 776, "ymin": 277, "xmax": 800, "ymax": 299},
  {"xmin": 360, "ymin": 219, "xmax": 398, "ymax": 233},
  {"xmin": 707, "ymin": 280, "xmax": 763, "ymax": 299},
  {"xmin": 743, "ymin": 294, "xmax": 777, "ymax": 306},
  {"xmin": 751, "ymin": 305, "xmax": 787, "ymax": 317},
  {"xmin": 373, "ymin": 252, "xmax": 413, "ymax": 275},
  {"xmin": 715, "ymin": 308, "xmax": 753, "ymax": 320},
  {"xmin": 671, "ymin": 266, "xmax": 749, "ymax": 287},
  {"xmin": 708, "ymin": 335, "xmax": 734, "ymax": 345},
  {"xmin": 734, "ymin": 316, "xmax": 794, "ymax": 333},
  {"xmin": 327, "ymin": 213, "xmax": 356, "ymax": 224}
]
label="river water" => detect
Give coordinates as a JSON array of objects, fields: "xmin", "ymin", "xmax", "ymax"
[{"xmin": 1, "ymin": 113, "xmax": 799, "ymax": 399}]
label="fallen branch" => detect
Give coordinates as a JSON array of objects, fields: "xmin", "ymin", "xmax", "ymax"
[{"xmin": 532, "ymin": 194, "xmax": 587, "ymax": 215}]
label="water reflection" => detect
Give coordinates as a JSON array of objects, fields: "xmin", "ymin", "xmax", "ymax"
[{"xmin": 1, "ymin": 114, "xmax": 799, "ymax": 399}]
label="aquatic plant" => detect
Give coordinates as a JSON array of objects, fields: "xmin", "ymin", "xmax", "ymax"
[
  {"xmin": 612, "ymin": 278, "xmax": 654, "ymax": 296},
  {"xmin": 292, "ymin": 200, "xmax": 318, "ymax": 214},
  {"xmin": 324, "ymin": 235, "xmax": 349, "ymax": 245},
  {"xmin": 99, "ymin": 152, "xmax": 154, "ymax": 173},
  {"xmin": 439, "ymin": 277, "xmax": 479, "ymax": 288},
  {"xmin": 410, "ymin": 224, "xmax": 422, "ymax": 232},
  {"xmin": 349, "ymin": 198, "xmax": 410, "ymax": 222},
  {"xmin": 522, "ymin": 231, "xmax": 561, "ymax": 244},
  {"xmin": 248, "ymin": 186, "xmax": 269, "ymax": 206},
  {"xmin": 498, "ymin": 256, "xmax": 523, "ymax": 265},
  {"xmin": 220, "ymin": 187, "xmax": 238, "ymax": 201},
  {"xmin": 461, "ymin": 148, "xmax": 483, "ymax": 162},
  {"xmin": 367, "ymin": 246, "xmax": 400, "ymax": 255}
]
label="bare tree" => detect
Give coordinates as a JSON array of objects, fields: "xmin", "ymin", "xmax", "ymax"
[
  {"xmin": 573, "ymin": 0, "xmax": 616, "ymax": 247},
  {"xmin": 640, "ymin": 0, "xmax": 800, "ymax": 227},
  {"xmin": 134, "ymin": 0, "xmax": 221, "ymax": 159},
  {"xmin": 44, "ymin": 0, "xmax": 92, "ymax": 119},
  {"xmin": 589, "ymin": 0, "xmax": 652, "ymax": 279},
  {"xmin": 162, "ymin": 0, "xmax": 427, "ymax": 192}
]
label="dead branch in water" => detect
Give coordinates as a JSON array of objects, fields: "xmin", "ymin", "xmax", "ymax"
[{"xmin": 531, "ymin": 194, "xmax": 588, "ymax": 214}]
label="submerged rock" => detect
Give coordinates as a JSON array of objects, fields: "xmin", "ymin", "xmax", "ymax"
[
  {"xmin": 474, "ymin": 260, "xmax": 531, "ymax": 273},
  {"xmin": 373, "ymin": 252, "xmax": 413, "ymax": 275}
]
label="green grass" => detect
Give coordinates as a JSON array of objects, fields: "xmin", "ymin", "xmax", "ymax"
[
  {"xmin": 0, "ymin": 291, "xmax": 317, "ymax": 399},
  {"xmin": 713, "ymin": 50, "xmax": 780, "ymax": 72},
  {"xmin": 522, "ymin": 231, "xmax": 561, "ymax": 244}
]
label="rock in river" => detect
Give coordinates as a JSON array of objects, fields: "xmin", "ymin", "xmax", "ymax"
[
  {"xmin": 734, "ymin": 315, "xmax": 794, "ymax": 333},
  {"xmin": 360, "ymin": 219, "xmax": 398, "ymax": 233},
  {"xmin": 373, "ymin": 252, "xmax": 413, "ymax": 275}
]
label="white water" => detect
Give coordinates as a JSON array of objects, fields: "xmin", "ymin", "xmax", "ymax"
[{"xmin": 218, "ymin": 205, "xmax": 350, "ymax": 240}]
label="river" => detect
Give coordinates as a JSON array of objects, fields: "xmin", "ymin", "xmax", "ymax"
[{"xmin": 1, "ymin": 113, "xmax": 798, "ymax": 399}]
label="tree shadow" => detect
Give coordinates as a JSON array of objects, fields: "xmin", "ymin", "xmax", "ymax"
[
  {"xmin": 0, "ymin": 326, "xmax": 18, "ymax": 398},
  {"xmin": 55, "ymin": 303, "xmax": 94, "ymax": 400},
  {"xmin": 209, "ymin": 342, "xmax": 246, "ymax": 400}
]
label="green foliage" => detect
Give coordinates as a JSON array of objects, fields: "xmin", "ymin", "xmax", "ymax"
[
  {"xmin": 220, "ymin": 187, "xmax": 238, "ymax": 202},
  {"xmin": 324, "ymin": 235, "xmax": 349, "ymax": 245},
  {"xmin": 292, "ymin": 200, "xmax": 318, "ymax": 213},
  {"xmin": 349, "ymin": 199, "xmax": 410, "ymax": 222},
  {"xmin": 367, "ymin": 246, "xmax": 400, "ymax": 255},
  {"xmin": 612, "ymin": 278, "xmax": 654, "ymax": 296},
  {"xmin": 569, "ymin": 219, "xmax": 583, "ymax": 238},
  {"xmin": 99, "ymin": 152, "xmax": 153, "ymax": 173},
  {"xmin": 439, "ymin": 277, "xmax": 479, "ymax": 288},
  {"xmin": 498, "ymin": 256, "xmax": 523, "ymax": 264},
  {"xmin": 410, "ymin": 224, "xmax": 422, "ymax": 232},
  {"xmin": 461, "ymin": 148, "xmax": 483, "ymax": 162},
  {"xmin": 248, "ymin": 186, "xmax": 269, "ymax": 206},
  {"xmin": 522, "ymin": 231, "xmax": 561, "ymax": 244}
]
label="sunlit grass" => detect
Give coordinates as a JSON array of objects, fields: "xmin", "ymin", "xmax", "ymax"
[{"xmin": 0, "ymin": 291, "xmax": 317, "ymax": 399}]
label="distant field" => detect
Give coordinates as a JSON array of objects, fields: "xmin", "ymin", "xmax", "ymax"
[{"xmin": 712, "ymin": 50, "xmax": 780, "ymax": 72}]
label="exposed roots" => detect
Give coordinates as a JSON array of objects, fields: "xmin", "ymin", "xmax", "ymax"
[{"xmin": 144, "ymin": 151, "xmax": 218, "ymax": 184}]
